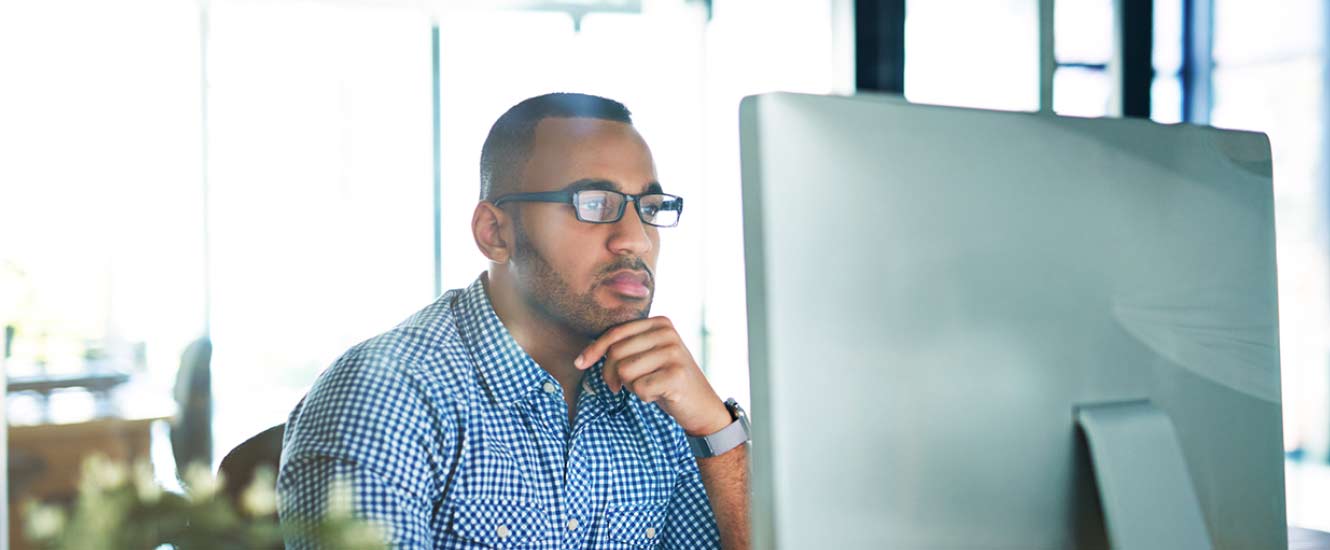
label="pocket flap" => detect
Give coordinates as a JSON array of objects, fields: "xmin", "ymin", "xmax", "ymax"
[
  {"xmin": 449, "ymin": 498, "xmax": 553, "ymax": 545},
  {"xmin": 606, "ymin": 501, "xmax": 667, "ymax": 545}
]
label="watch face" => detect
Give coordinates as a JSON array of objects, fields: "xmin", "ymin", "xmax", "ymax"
[{"xmin": 725, "ymin": 398, "xmax": 747, "ymax": 420}]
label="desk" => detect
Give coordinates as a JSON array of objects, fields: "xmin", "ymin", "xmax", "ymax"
[
  {"xmin": 1292, "ymin": 526, "xmax": 1330, "ymax": 550},
  {"xmin": 6, "ymin": 376, "xmax": 173, "ymax": 550},
  {"xmin": 7, "ymin": 416, "xmax": 167, "ymax": 550}
]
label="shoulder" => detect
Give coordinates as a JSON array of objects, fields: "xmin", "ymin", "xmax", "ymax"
[
  {"xmin": 314, "ymin": 289, "xmax": 478, "ymax": 399},
  {"xmin": 283, "ymin": 290, "xmax": 478, "ymax": 456}
]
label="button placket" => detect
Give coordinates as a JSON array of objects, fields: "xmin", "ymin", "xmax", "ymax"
[
  {"xmin": 560, "ymin": 505, "xmax": 590, "ymax": 549},
  {"xmin": 534, "ymin": 379, "xmax": 573, "ymax": 438}
]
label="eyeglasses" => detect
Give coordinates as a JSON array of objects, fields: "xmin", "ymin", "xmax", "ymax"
[{"xmin": 491, "ymin": 189, "xmax": 684, "ymax": 228}]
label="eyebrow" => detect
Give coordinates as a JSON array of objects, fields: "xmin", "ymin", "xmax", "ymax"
[{"xmin": 559, "ymin": 178, "xmax": 665, "ymax": 195}]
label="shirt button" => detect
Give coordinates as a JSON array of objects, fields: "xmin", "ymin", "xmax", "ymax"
[
  {"xmin": 496, "ymin": 525, "xmax": 510, "ymax": 539},
  {"xmin": 542, "ymin": 381, "xmax": 557, "ymax": 394},
  {"xmin": 646, "ymin": 527, "xmax": 656, "ymax": 539},
  {"xmin": 566, "ymin": 518, "xmax": 579, "ymax": 531},
  {"xmin": 581, "ymin": 380, "xmax": 596, "ymax": 395}
]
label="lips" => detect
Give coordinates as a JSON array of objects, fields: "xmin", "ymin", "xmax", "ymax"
[{"xmin": 604, "ymin": 270, "xmax": 651, "ymax": 299}]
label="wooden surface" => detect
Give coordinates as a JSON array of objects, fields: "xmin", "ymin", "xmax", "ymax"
[{"xmin": 7, "ymin": 416, "xmax": 163, "ymax": 550}]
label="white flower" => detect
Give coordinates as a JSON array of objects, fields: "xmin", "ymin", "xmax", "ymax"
[
  {"xmin": 133, "ymin": 460, "xmax": 162, "ymax": 503},
  {"xmin": 24, "ymin": 502, "xmax": 66, "ymax": 540},
  {"xmin": 81, "ymin": 454, "xmax": 128, "ymax": 491},
  {"xmin": 184, "ymin": 463, "xmax": 223, "ymax": 502},
  {"xmin": 241, "ymin": 466, "xmax": 278, "ymax": 516}
]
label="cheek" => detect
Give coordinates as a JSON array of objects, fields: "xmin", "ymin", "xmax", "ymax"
[
  {"xmin": 530, "ymin": 217, "xmax": 608, "ymax": 288},
  {"xmin": 647, "ymin": 232, "xmax": 662, "ymax": 264}
]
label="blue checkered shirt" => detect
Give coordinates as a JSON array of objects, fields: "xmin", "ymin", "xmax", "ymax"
[{"xmin": 278, "ymin": 276, "xmax": 721, "ymax": 549}]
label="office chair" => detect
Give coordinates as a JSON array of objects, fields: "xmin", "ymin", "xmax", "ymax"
[
  {"xmin": 170, "ymin": 336, "xmax": 212, "ymax": 478},
  {"xmin": 218, "ymin": 422, "xmax": 285, "ymax": 517}
]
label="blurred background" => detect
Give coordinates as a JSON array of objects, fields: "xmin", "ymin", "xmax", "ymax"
[{"xmin": 0, "ymin": 0, "xmax": 1325, "ymax": 545}]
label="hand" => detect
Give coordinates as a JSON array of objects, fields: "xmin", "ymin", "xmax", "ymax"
[{"xmin": 575, "ymin": 316, "xmax": 731, "ymax": 437}]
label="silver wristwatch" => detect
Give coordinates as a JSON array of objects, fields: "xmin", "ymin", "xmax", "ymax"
[{"xmin": 687, "ymin": 398, "xmax": 750, "ymax": 458}]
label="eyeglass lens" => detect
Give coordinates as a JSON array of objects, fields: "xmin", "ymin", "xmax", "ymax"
[{"xmin": 575, "ymin": 190, "xmax": 681, "ymax": 227}]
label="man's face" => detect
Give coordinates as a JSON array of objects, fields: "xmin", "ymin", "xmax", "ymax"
[{"xmin": 507, "ymin": 117, "xmax": 662, "ymax": 339}]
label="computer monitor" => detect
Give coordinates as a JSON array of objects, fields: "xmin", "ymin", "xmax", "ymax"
[{"xmin": 739, "ymin": 92, "xmax": 1285, "ymax": 549}]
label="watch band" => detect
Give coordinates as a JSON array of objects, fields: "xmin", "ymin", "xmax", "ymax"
[{"xmin": 687, "ymin": 398, "xmax": 750, "ymax": 458}]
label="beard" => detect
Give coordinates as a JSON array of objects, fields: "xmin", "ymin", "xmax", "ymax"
[{"xmin": 510, "ymin": 215, "xmax": 654, "ymax": 339}]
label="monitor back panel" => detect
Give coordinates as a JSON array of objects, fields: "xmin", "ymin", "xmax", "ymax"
[{"xmin": 739, "ymin": 92, "xmax": 1284, "ymax": 549}]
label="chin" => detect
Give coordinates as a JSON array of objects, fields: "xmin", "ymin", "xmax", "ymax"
[{"xmin": 594, "ymin": 305, "xmax": 650, "ymax": 331}]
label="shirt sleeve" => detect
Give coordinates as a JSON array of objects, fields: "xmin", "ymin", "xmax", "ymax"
[
  {"xmin": 277, "ymin": 347, "xmax": 451, "ymax": 548},
  {"xmin": 660, "ymin": 467, "xmax": 721, "ymax": 549},
  {"xmin": 655, "ymin": 409, "xmax": 721, "ymax": 549}
]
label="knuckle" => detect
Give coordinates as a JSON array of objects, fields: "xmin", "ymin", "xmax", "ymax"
[{"xmin": 618, "ymin": 355, "xmax": 641, "ymax": 376}]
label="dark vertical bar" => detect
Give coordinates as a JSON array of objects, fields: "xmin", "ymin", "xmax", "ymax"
[
  {"xmin": 1120, "ymin": 0, "xmax": 1154, "ymax": 118},
  {"xmin": 1039, "ymin": 0, "xmax": 1055, "ymax": 112},
  {"xmin": 855, "ymin": 0, "xmax": 906, "ymax": 94},
  {"xmin": 431, "ymin": 24, "xmax": 443, "ymax": 298},
  {"xmin": 1180, "ymin": 0, "xmax": 1211, "ymax": 123}
]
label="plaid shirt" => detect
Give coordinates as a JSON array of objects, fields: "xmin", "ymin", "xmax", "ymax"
[{"xmin": 278, "ymin": 275, "xmax": 720, "ymax": 549}]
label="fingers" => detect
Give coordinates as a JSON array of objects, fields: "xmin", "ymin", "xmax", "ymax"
[
  {"xmin": 605, "ymin": 327, "xmax": 671, "ymax": 363},
  {"xmin": 602, "ymin": 327, "xmax": 673, "ymax": 393},
  {"xmin": 576, "ymin": 317, "xmax": 672, "ymax": 370},
  {"xmin": 624, "ymin": 368, "xmax": 674, "ymax": 404},
  {"xmin": 614, "ymin": 339, "xmax": 680, "ymax": 386},
  {"xmin": 606, "ymin": 334, "xmax": 675, "ymax": 390}
]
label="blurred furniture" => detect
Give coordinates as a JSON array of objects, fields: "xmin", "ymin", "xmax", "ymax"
[
  {"xmin": 7, "ymin": 415, "xmax": 165, "ymax": 550},
  {"xmin": 7, "ymin": 371, "xmax": 131, "ymax": 422},
  {"xmin": 1293, "ymin": 526, "xmax": 1330, "ymax": 550},
  {"xmin": 218, "ymin": 423, "xmax": 284, "ymax": 512},
  {"xmin": 170, "ymin": 336, "xmax": 212, "ymax": 475},
  {"xmin": 218, "ymin": 423, "xmax": 285, "ymax": 550},
  {"xmin": 6, "ymin": 371, "xmax": 131, "ymax": 394},
  {"xmin": 4, "ymin": 342, "xmax": 195, "ymax": 550}
]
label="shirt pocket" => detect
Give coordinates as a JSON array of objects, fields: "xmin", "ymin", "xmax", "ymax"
[
  {"xmin": 605, "ymin": 500, "xmax": 668, "ymax": 548},
  {"xmin": 447, "ymin": 498, "xmax": 554, "ymax": 548}
]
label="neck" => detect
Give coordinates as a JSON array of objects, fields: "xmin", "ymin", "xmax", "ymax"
[{"xmin": 483, "ymin": 270, "xmax": 591, "ymax": 389}]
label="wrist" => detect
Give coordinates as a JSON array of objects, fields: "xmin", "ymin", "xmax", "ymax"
[
  {"xmin": 685, "ymin": 398, "xmax": 751, "ymax": 458},
  {"xmin": 684, "ymin": 400, "xmax": 734, "ymax": 437}
]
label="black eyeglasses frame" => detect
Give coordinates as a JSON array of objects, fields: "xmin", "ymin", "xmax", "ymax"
[{"xmin": 490, "ymin": 189, "xmax": 684, "ymax": 228}]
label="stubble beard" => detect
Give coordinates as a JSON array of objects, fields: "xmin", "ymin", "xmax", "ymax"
[{"xmin": 510, "ymin": 216, "xmax": 653, "ymax": 339}]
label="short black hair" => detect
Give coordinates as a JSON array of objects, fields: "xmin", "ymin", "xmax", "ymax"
[{"xmin": 479, "ymin": 92, "xmax": 634, "ymax": 201}]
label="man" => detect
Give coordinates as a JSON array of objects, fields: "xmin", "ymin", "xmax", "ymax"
[{"xmin": 278, "ymin": 92, "xmax": 750, "ymax": 549}]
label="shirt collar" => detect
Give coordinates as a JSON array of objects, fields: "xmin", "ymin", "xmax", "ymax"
[
  {"xmin": 456, "ymin": 275, "xmax": 549, "ymax": 405},
  {"xmin": 580, "ymin": 358, "xmax": 630, "ymax": 416},
  {"xmin": 456, "ymin": 274, "xmax": 629, "ymax": 415}
]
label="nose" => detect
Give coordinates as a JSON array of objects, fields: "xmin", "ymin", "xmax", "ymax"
[{"xmin": 606, "ymin": 201, "xmax": 654, "ymax": 257}]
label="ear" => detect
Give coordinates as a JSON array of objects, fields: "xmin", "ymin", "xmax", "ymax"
[{"xmin": 473, "ymin": 201, "xmax": 514, "ymax": 263}]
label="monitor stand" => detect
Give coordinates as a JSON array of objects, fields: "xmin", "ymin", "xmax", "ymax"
[{"xmin": 1075, "ymin": 400, "xmax": 1213, "ymax": 550}]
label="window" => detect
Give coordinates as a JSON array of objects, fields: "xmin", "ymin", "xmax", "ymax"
[
  {"xmin": 1151, "ymin": 0, "xmax": 1184, "ymax": 122},
  {"xmin": 905, "ymin": 0, "xmax": 1041, "ymax": 112},
  {"xmin": 1053, "ymin": 0, "xmax": 1114, "ymax": 117},
  {"xmin": 205, "ymin": 1, "xmax": 435, "ymax": 459}
]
